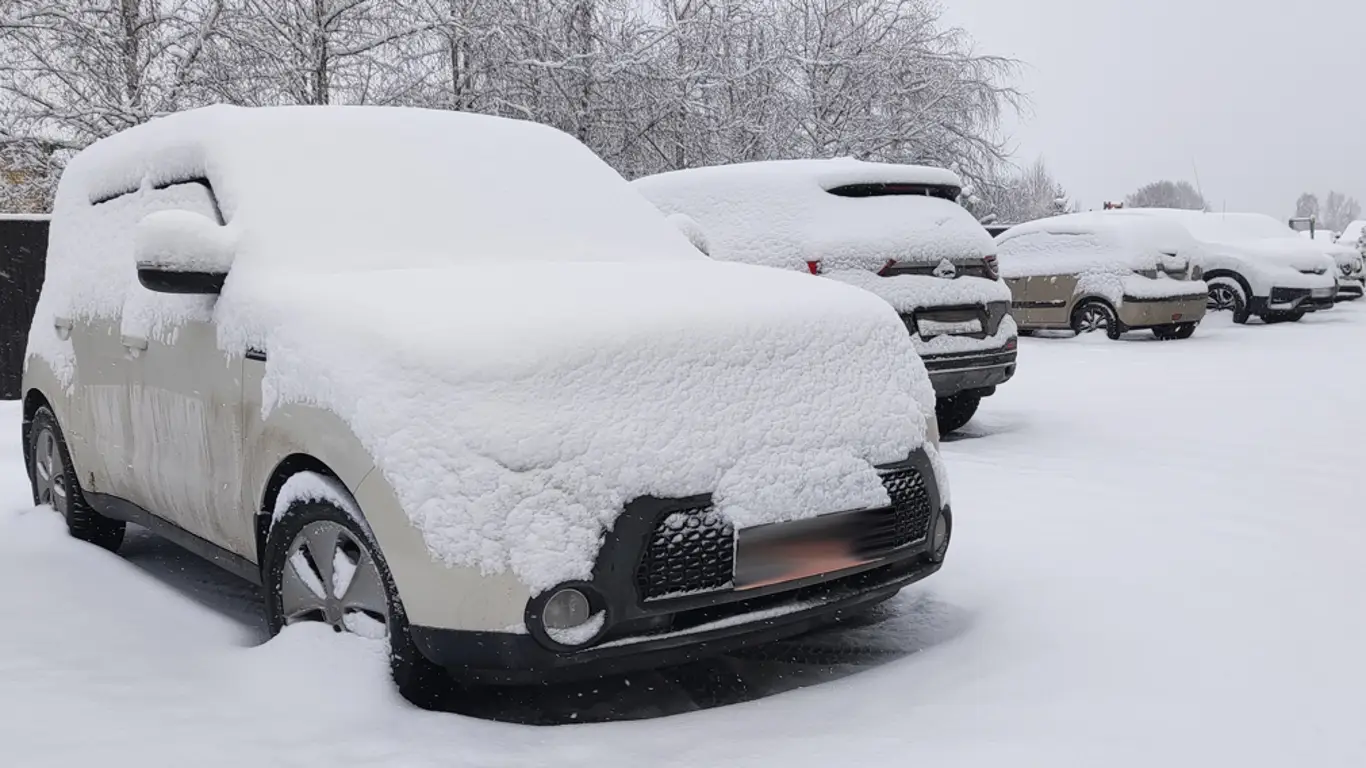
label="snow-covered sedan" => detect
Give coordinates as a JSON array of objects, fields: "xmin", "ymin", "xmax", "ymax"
[
  {"xmin": 634, "ymin": 159, "xmax": 1018, "ymax": 435},
  {"xmin": 22, "ymin": 106, "xmax": 954, "ymax": 705},
  {"xmin": 994, "ymin": 213, "xmax": 1208, "ymax": 340},
  {"xmin": 1112, "ymin": 209, "xmax": 1338, "ymax": 323}
]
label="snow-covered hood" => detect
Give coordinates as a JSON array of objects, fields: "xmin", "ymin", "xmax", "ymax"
[
  {"xmin": 237, "ymin": 261, "xmax": 938, "ymax": 592},
  {"xmin": 1199, "ymin": 238, "xmax": 1334, "ymax": 273},
  {"xmin": 1307, "ymin": 241, "xmax": 1363, "ymax": 273}
]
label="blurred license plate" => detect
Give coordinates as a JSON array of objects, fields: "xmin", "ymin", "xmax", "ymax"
[
  {"xmin": 1312, "ymin": 287, "xmax": 1335, "ymax": 298},
  {"xmin": 918, "ymin": 318, "xmax": 983, "ymax": 336},
  {"xmin": 734, "ymin": 510, "xmax": 876, "ymax": 590}
]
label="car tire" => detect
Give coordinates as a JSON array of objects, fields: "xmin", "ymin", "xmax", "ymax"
[
  {"xmin": 263, "ymin": 499, "xmax": 452, "ymax": 709},
  {"xmin": 935, "ymin": 392, "xmax": 982, "ymax": 435},
  {"xmin": 1071, "ymin": 300, "xmax": 1123, "ymax": 339},
  {"xmin": 1207, "ymin": 282, "xmax": 1250, "ymax": 324},
  {"xmin": 26, "ymin": 407, "xmax": 125, "ymax": 551},
  {"xmin": 1152, "ymin": 322, "xmax": 1197, "ymax": 340}
]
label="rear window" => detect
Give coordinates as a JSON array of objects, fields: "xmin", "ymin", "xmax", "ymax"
[{"xmin": 826, "ymin": 182, "xmax": 961, "ymax": 202}]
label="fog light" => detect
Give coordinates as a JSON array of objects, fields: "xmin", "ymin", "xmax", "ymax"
[
  {"xmin": 542, "ymin": 587, "xmax": 591, "ymax": 630},
  {"xmin": 929, "ymin": 509, "xmax": 952, "ymax": 563}
]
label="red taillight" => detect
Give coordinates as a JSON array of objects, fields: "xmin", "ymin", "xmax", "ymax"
[
  {"xmin": 1004, "ymin": 336, "xmax": 1018, "ymax": 351},
  {"xmin": 877, "ymin": 259, "xmax": 898, "ymax": 276},
  {"xmin": 806, "ymin": 260, "xmax": 822, "ymax": 275},
  {"xmin": 984, "ymin": 254, "xmax": 1000, "ymax": 280}
]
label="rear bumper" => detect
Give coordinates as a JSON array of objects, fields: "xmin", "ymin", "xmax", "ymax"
[
  {"xmin": 1116, "ymin": 294, "xmax": 1208, "ymax": 329},
  {"xmin": 410, "ymin": 550, "xmax": 942, "ymax": 684},
  {"xmin": 922, "ymin": 345, "xmax": 1018, "ymax": 397}
]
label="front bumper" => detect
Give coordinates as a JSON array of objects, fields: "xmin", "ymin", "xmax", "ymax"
[
  {"xmin": 1335, "ymin": 278, "xmax": 1363, "ymax": 301},
  {"xmin": 1116, "ymin": 293, "xmax": 1208, "ymax": 329},
  {"xmin": 411, "ymin": 550, "xmax": 942, "ymax": 684},
  {"xmin": 1262, "ymin": 285, "xmax": 1336, "ymax": 313},
  {"xmin": 922, "ymin": 345, "xmax": 1018, "ymax": 397},
  {"xmin": 409, "ymin": 450, "xmax": 949, "ymax": 684}
]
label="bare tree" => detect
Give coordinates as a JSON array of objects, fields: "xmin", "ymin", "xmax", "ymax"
[
  {"xmin": 968, "ymin": 157, "xmax": 1071, "ymax": 223},
  {"xmin": 1125, "ymin": 180, "xmax": 1207, "ymax": 211},
  {"xmin": 1294, "ymin": 192, "xmax": 1320, "ymax": 221},
  {"xmin": 1321, "ymin": 191, "xmax": 1362, "ymax": 232},
  {"xmin": 0, "ymin": 0, "xmax": 225, "ymax": 146}
]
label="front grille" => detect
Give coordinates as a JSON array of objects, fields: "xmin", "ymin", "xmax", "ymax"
[
  {"xmin": 636, "ymin": 507, "xmax": 735, "ymax": 601},
  {"xmin": 877, "ymin": 467, "xmax": 934, "ymax": 548}
]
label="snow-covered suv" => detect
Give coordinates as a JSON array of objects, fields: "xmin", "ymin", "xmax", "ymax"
[
  {"xmin": 1113, "ymin": 209, "xmax": 1337, "ymax": 323},
  {"xmin": 1300, "ymin": 227, "xmax": 1364, "ymax": 301},
  {"xmin": 634, "ymin": 159, "xmax": 1018, "ymax": 435},
  {"xmin": 22, "ymin": 106, "xmax": 953, "ymax": 704}
]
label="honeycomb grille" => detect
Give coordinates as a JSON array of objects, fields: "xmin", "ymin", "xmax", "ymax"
[
  {"xmin": 880, "ymin": 467, "xmax": 933, "ymax": 547},
  {"xmin": 636, "ymin": 507, "xmax": 735, "ymax": 601}
]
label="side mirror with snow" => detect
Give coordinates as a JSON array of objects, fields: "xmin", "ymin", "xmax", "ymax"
[
  {"xmin": 134, "ymin": 210, "xmax": 235, "ymax": 295},
  {"xmin": 667, "ymin": 213, "xmax": 711, "ymax": 257}
]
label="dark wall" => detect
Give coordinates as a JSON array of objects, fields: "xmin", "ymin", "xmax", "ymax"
[{"xmin": 0, "ymin": 218, "xmax": 49, "ymax": 400}]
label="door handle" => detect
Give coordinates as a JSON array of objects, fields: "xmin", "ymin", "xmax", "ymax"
[
  {"xmin": 121, "ymin": 335, "xmax": 148, "ymax": 358},
  {"xmin": 53, "ymin": 317, "xmax": 72, "ymax": 341}
]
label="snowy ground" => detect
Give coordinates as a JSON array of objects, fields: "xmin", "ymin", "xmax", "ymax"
[{"xmin": 3, "ymin": 305, "xmax": 1365, "ymax": 766}]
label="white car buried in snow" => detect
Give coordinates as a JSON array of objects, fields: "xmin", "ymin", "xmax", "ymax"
[
  {"xmin": 1111, "ymin": 209, "xmax": 1338, "ymax": 323},
  {"xmin": 1300, "ymin": 225, "xmax": 1366, "ymax": 300},
  {"xmin": 633, "ymin": 159, "xmax": 1018, "ymax": 435},
  {"xmin": 21, "ymin": 106, "xmax": 954, "ymax": 704}
]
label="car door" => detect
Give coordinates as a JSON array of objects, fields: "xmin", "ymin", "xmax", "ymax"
[{"xmin": 118, "ymin": 181, "xmax": 251, "ymax": 556}]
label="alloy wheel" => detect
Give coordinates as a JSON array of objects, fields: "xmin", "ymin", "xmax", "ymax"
[
  {"xmin": 280, "ymin": 520, "xmax": 390, "ymax": 640},
  {"xmin": 1208, "ymin": 285, "xmax": 1237, "ymax": 311},
  {"xmin": 1075, "ymin": 305, "xmax": 1110, "ymax": 333},
  {"xmin": 33, "ymin": 427, "xmax": 69, "ymax": 518}
]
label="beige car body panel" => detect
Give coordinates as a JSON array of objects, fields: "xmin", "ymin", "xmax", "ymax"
[{"xmin": 1006, "ymin": 275, "xmax": 1206, "ymax": 331}]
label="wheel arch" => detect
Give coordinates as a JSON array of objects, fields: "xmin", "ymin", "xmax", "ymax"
[
  {"xmin": 256, "ymin": 454, "xmax": 355, "ymax": 571},
  {"xmin": 1201, "ymin": 269, "xmax": 1252, "ymax": 299}
]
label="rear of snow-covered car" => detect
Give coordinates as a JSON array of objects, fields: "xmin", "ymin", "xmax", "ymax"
[
  {"xmin": 1112, "ymin": 209, "xmax": 1338, "ymax": 323},
  {"xmin": 633, "ymin": 159, "xmax": 1017, "ymax": 435},
  {"xmin": 21, "ymin": 105, "xmax": 954, "ymax": 702},
  {"xmin": 995, "ymin": 213, "xmax": 1208, "ymax": 340}
]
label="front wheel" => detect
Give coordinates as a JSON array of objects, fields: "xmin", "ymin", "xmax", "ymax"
[
  {"xmin": 27, "ymin": 407, "xmax": 125, "ymax": 551},
  {"xmin": 1207, "ymin": 282, "xmax": 1250, "ymax": 324},
  {"xmin": 263, "ymin": 500, "xmax": 451, "ymax": 708},
  {"xmin": 1071, "ymin": 300, "xmax": 1123, "ymax": 340},
  {"xmin": 1152, "ymin": 322, "xmax": 1197, "ymax": 340},
  {"xmin": 935, "ymin": 392, "xmax": 982, "ymax": 435}
]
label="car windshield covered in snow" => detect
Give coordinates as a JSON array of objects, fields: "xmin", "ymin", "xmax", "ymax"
[{"xmin": 1184, "ymin": 212, "xmax": 1300, "ymax": 243}]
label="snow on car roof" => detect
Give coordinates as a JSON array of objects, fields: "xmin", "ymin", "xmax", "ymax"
[
  {"xmin": 58, "ymin": 104, "xmax": 703, "ymax": 275},
  {"xmin": 1338, "ymin": 220, "xmax": 1365, "ymax": 244},
  {"xmin": 994, "ymin": 211, "xmax": 1200, "ymax": 277},
  {"xmin": 633, "ymin": 158, "xmax": 993, "ymax": 272}
]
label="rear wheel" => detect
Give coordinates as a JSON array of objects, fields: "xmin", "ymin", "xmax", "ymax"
[
  {"xmin": 264, "ymin": 500, "xmax": 451, "ymax": 708},
  {"xmin": 935, "ymin": 392, "xmax": 982, "ymax": 435},
  {"xmin": 1071, "ymin": 300, "xmax": 1123, "ymax": 340},
  {"xmin": 1152, "ymin": 322, "xmax": 1197, "ymax": 340},
  {"xmin": 27, "ymin": 407, "xmax": 125, "ymax": 551},
  {"xmin": 1207, "ymin": 282, "xmax": 1250, "ymax": 324}
]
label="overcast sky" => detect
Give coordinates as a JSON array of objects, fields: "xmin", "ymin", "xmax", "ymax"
[{"xmin": 943, "ymin": 0, "xmax": 1365, "ymax": 219}]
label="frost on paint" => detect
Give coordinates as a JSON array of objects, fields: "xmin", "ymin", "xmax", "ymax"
[{"xmin": 30, "ymin": 106, "xmax": 936, "ymax": 594}]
